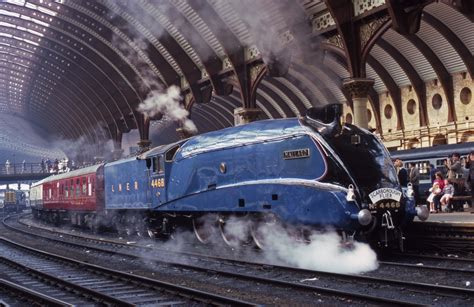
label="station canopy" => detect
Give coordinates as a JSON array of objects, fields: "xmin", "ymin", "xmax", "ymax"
[{"xmin": 0, "ymin": 0, "xmax": 471, "ymax": 159}]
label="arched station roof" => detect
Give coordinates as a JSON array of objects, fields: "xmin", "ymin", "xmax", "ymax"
[{"xmin": 0, "ymin": 0, "xmax": 472, "ymax": 155}]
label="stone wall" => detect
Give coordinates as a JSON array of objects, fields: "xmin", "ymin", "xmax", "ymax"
[{"xmin": 343, "ymin": 71, "xmax": 474, "ymax": 149}]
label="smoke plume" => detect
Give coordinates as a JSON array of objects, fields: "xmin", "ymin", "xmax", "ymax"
[
  {"xmin": 137, "ymin": 85, "xmax": 197, "ymax": 134},
  {"xmin": 107, "ymin": 1, "xmax": 197, "ymax": 137}
]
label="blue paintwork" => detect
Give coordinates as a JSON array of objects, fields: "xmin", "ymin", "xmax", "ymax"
[
  {"xmin": 103, "ymin": 117, "xmax": 412, "ymax": 234},
  {"xmin": 104, "ymin": 157, "xmax": 151, "ymax": 210}
]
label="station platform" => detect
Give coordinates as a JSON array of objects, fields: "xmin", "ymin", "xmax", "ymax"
[{"xmin": 415, "ymin": 211, "xmax": 474, "ymax": 224}]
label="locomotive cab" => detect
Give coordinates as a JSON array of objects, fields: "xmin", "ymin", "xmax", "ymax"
[
  {"xmin": 141, "ymin": 143, "xmax": 182, "ymax": 208},
  {"xmin": 148, "ymin": 154, "xmax": 166, "ymax": 204}
]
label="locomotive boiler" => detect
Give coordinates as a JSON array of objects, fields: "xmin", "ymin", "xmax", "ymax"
[{"xmin": 31, "ymin": 104, "xmax": 428, "ymax": 249}]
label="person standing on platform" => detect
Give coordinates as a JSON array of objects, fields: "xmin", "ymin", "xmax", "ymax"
[
  {"xmin": 22, "ymin": 160, "xmax": 26, "ymax": 173},
  {"xmin": 466, "ymin": 151, "xmax": 474, "ymax": 202},
  {"xmin": 5, "ymin": 159, "xmax": 10, "ymax": 175},
  {"xmin": 446, "ymin": 153, "xmax": 463, "ymax": 179},
  {"xmin": 408, "ymin": 162, "xmax": 420, "ymax": 204},
  {"xmin": 395, "ymin": 159, "xmax": 408, "ymax": 188}
]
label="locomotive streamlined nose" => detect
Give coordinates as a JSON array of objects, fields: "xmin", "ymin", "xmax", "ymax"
[{"xmin": 415, "ymin": 205, "xmax": 430, "ymax": 221}]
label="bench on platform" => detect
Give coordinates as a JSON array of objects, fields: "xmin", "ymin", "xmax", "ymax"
[{"xmin": 448, "ymin": 195, "xmax": 473, "ymax": 213}]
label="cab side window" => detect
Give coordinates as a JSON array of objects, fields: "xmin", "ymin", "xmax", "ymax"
[
  {"xmin": 153, "ymin": 155, "xmax": 165, "ymax": 174},
  {"xmin": 165, "ymin": 145, "xmax": 180, "ymax": 162}
]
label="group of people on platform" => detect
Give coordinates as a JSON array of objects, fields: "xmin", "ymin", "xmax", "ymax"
[
  {"xmin": 4, "ymin": 159, "xmax": 28, "ymax": 175},
  {"xmin": 41, "ymin": 158, "xmax": 75, "ymax": 174},
  {"xmin": 394, "ymin": 151, "xmax": 474, "ymax": 213}
]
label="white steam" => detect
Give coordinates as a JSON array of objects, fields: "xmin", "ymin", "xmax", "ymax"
[
  {"xmin": 203, "ymin": 215, "xmax": 379, "ymax": 274},
  {"xmin": 137, "ymin": 85, "xmax": 197, "ymax": 134},
  {"xmin": 256, "ymin": 223, "xmax": 379, "ymax": 274},
  {"xmin": 108, "ymin": 1, "xmax": 198, "ymax": 137},
  {"xmin": 50, "ymin": 124, "xmax": 114, "ymax": 162}
]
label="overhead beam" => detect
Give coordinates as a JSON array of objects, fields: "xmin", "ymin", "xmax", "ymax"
[
  {"xmin": 423, "ymin": 12, "xmax": 474, "ymax": 79},
  {"xmin": 440, "ymin": 0, "xmax": 474, "ymax": 22},
  {"xmin": 405, "ymin": 33, "xmax": 455, "ymax": 122},
  {"xmin": 377, "ymin": 38, "xmax": 428, "ymax": 127},
  {"xmin": 367, "ymin": 55, "xmax": 404, "ymax": 130},
  {"xmin": 385, "ymin": 0, "xmax": 434, "ymax": 34}
]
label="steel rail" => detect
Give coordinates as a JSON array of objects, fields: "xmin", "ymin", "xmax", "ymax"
[
  {"xmin": 8, "ymin": 215, "xmax": 467, "ymax": 305},
  {"xmin": 0, "ymin": 234, "xmax": 255, "ymax": 306},
  {"xmin": 0, "ymin": 278, "xmax": 71, "ymax": 307}
]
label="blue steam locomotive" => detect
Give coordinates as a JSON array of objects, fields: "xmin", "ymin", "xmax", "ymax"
[{"xmin": 31, "ymin": 104, "xmax": 428, "ymax": 249}]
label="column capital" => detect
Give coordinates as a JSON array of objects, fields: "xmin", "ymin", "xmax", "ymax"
[
  {"xmin": 342, "ymin": 78, "xmax": 374, "ymax": 99},
  {"xmin": 234, "ymin": 107, "xmax": 261, "ymax": 126}
]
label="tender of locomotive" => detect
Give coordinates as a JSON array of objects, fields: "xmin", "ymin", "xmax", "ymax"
[{"xmin": 32, "ymin": 104, "xmax": 428, "ymax": 248}]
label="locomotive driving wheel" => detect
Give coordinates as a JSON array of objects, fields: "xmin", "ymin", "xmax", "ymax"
[
  {"xmin": 218, "ymin": 216, "xmax": 252, "ymax": 248},
  {"xmin": 250, "ymin": 214, "xmax": 279, "ymax": 250},
  {"xmin": 192, "ymin": 216, "xmax": 217, "ymax": 244}
]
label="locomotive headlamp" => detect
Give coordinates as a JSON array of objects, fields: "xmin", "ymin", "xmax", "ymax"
[{"xmin": 357, "ymin": 209, "xmax": 372, "ymax": 226}]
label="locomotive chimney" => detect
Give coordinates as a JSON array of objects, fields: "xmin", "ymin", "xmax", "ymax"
[{"xmin": 304, "ymin": 103, "xmax": 343, "ymax": 137}]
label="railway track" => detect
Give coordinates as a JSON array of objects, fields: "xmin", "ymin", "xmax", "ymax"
[
  {"xmin": 383, "ymin": 252, "xmax": 474, "ymax": 268},
  {"xmin": 405, "ymin": 221, "xmax": 474, "ymax": 252},
  {"xmin": 0, "ymin": 225, "xmax": 255, "ymax": 305},
  {"xmin": 0, "ymin": 278, "xmax": 70, "ymax": 306},
  {"xmin": 5, "ymin": 214, "xmax": 474, "ymax": 305}
]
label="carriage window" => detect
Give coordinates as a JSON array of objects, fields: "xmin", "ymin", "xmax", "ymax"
[
  {"xmin": 435, "ymin": 159, "xmax": 448, "ymax": 176},
  {"xmin": 88, "ymin": 177, "xmax": 92, "ymax": 196},
  {"xmin": 65, "ymin": 181, "xmax": 69, "ymax": 198},
  {"xmin": 165, "ymin": 145, "xmax": 180, "ymax": 162},
  {"xmin": 146, "ymin": 158, "xmax": 152, "ymax": 169},
  {"xmin": 76, "ymin": 179, "xmax": 80, "ymax": 197},
  {"xmin": 82, "ymin": 177, "xmax": 87, "ymax": 195},
  {"xmin": 413, "ymin": 160, "xmax": 430, "ymax": 180}
]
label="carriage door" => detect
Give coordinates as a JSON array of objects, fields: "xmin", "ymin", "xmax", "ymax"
[{"xmin": 150, "ymin": 154, "xmax": 166, "ymax": 205}]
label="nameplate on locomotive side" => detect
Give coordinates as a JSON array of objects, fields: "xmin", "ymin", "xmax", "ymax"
[
  {"xmin": 369, "ymin": 188, "xmax": 402, "ymax": 204},
  {"xmin": 283, "ymin": 148, "xmax": 310, "ymax": 160}
]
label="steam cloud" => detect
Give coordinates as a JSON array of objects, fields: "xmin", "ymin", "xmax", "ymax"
[
  {"xmin": 134, "ymin": 214, "xmax": 378, "ymax": 275},
  {"xmin": 256, "ymin": 223, "xmax": 379, "ymax": 274},
  {"xmin": 137, "ymin": 85, "xmax": 197, "ymax": 134},
  {"xmin": 108, "ymin": 1, "xmax": 198, "ymax": 137},
  {"xmin": 50, "ymin": 124, "xmax": 114, "ymax": 162},
  {"xmin": 219, "ymin": 216, "xmax": 378, "ymax": 274}
]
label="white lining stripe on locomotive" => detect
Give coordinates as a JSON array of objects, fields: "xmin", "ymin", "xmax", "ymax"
[{"xmin": 218, "ymin": 178, "xmax": 348, "ymax": 193}]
